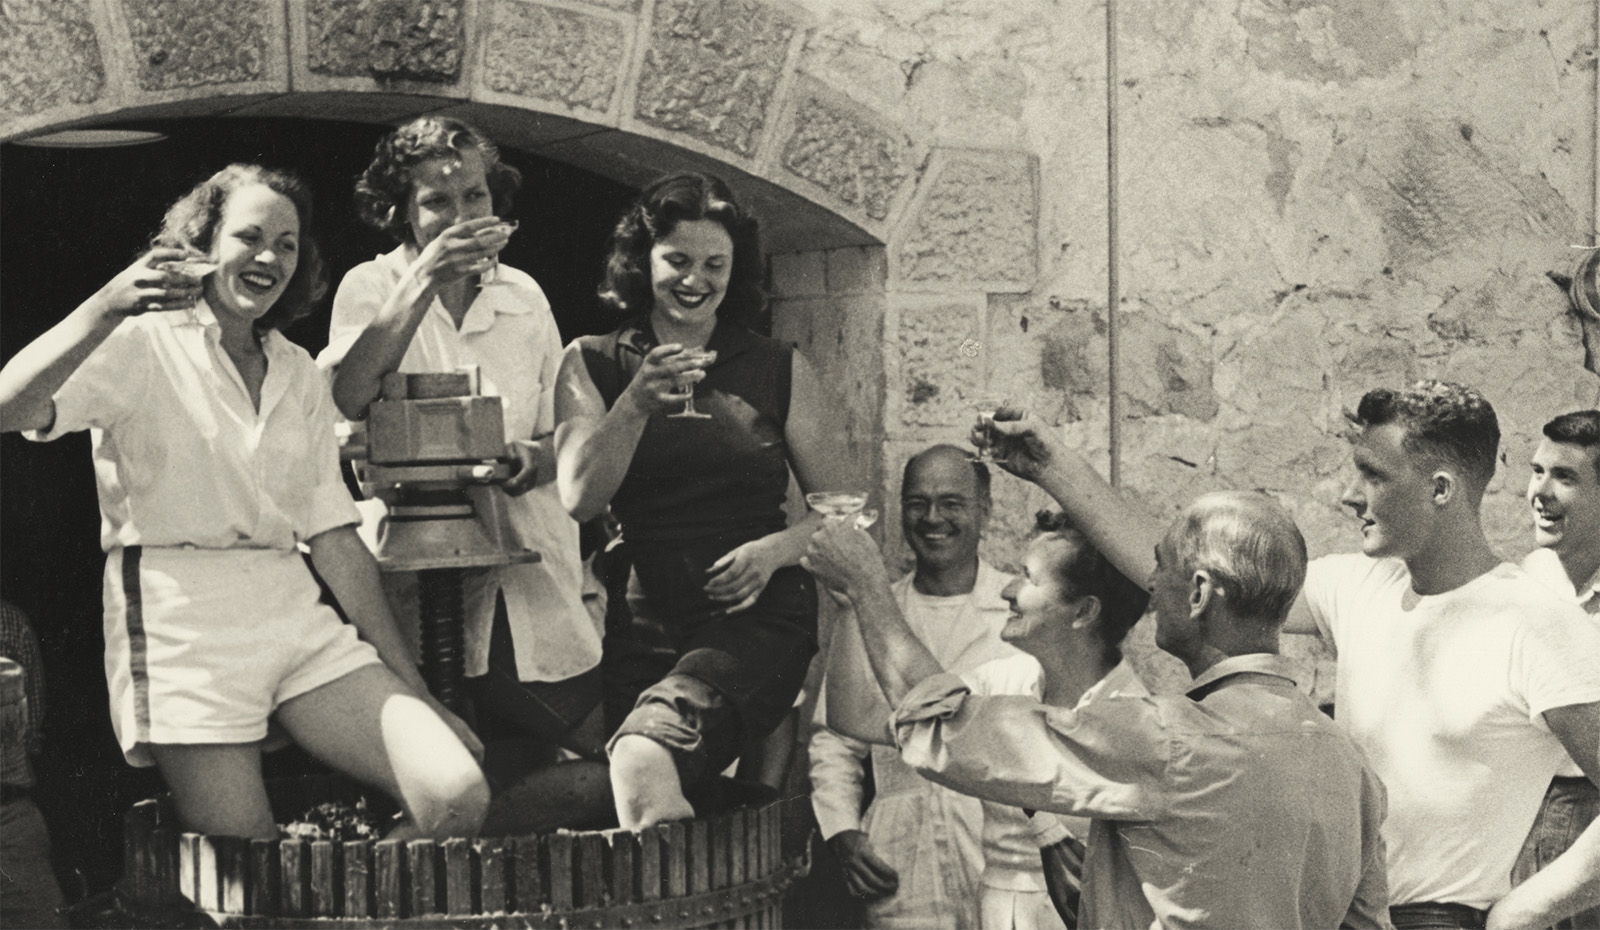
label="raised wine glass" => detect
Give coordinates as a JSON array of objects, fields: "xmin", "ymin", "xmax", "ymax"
[
  {"xmin": 806, "ymin": 491, "xmax": 868, "ymax": 522},
  {"xmin": 667, "ymin": 348, "xmax": 718, "ymax": 419}
]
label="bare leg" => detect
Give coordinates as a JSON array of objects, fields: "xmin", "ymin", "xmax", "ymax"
[
  {"xmin": 276, "ymin": 664, "xmax": 489, "ymax": 839},
  {"xmin": 610, "ymin": 734, "xmax": 695, "ymax": 831},
  {"xmin": 149, "ymin": 743, "xmax": 276, "ymax": 838}
]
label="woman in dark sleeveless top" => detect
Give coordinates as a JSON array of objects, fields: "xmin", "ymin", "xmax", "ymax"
[{"xmin": 554, "ymin": 173, "xmax": 845, "ymax": 830}]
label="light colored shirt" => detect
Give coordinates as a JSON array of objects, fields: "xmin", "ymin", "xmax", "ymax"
[
  {"xmin": 1306, "ymin": 554, "xmax": 1600, "ymax": 909},
  {"xmin": 1522, "ymin": 546, "xmax": 1600, "ymax": 613},
  {"xmin": 28, "ymin": 302, "xmax": 358, "ymax": 551},
  {"xmin": 320, "ymin": 249, "xmax": 598, "ymax": 681},
  {"xmin": 1521, "ymin": 547, "xmax": 1600, "ymax": 778},
  {"xmin": 893, "ymin": 653, "xmax": 1390, "ymax": 930},
  {"xmin": 809, "ymin": 562, "xmax": 1020, "ymax": 929}
]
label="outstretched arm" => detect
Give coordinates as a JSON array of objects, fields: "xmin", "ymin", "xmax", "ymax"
[
  {"xmin": 0, "ymin": 249, "xmax": 199, "ymax": 432},
  {"xmin": 803, "ymin": 522, "xmax": 945, "ymax": 735},
  {"xmin": 985, "ymin": 414, "xmax": 1165, "ymax": 589}
]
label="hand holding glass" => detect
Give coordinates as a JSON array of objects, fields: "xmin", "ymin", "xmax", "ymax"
[
  {"xmin": 476, "ymin": 219, "xmax": 518, "ymax": 284},
  {"xmin": 667, "ymin": 349, "xmax": 718, "ymax": 419},
  {"xmin": 970, "ymin": 396, "xmax": 1010, "ymax": 463}
]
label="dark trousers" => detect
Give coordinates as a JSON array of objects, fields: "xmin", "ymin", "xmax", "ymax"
[{"xmin": 1511, "ymin": 775, "xmax": 1600, "ymax": 930}]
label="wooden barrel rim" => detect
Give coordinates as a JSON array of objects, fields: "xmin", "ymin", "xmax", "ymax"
[{"xmin": 116, "ymin": 777, "xmax": 811, "ymax": 929}]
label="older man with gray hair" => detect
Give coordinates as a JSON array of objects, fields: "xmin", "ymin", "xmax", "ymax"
[{"xmin": 805, "ymin": 421, "xmax": 1389, "ymax": 930}]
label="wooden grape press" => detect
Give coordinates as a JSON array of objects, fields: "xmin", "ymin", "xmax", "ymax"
[{"xmin": 105, "ymin": 372, "xmax": 813, "ymax": 927}]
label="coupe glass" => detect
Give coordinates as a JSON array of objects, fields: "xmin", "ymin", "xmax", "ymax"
[
  {"xmin": 667, "ymin": 348, "xmax": 718, "ymax": 419},
  {"xmin": 806, "ymin": 491, "xmax": 868, "ymax": 521},
  {"xmin": 477, "ymin": 218, "xmax": 519, "ymax": 285}
]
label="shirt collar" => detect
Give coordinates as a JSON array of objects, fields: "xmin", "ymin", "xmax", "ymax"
[
  {"xmin": 1185, "ymin": 652, "xmax": 1300, "ymax": 697},
  {"xmin": 1522, "ymin": 546, "xmax": 1600, "ymax": 605},
  {"xmin": 376, "ymin": 246, "xmax": 532, "ymax": 332}
]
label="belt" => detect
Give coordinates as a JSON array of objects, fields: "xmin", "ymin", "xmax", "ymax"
[
  {"xmin": 0, "ymin": 783, "xmax": 30, "ymax": 804},
  {"xmin": 1552, "ymin": 774, "xmax": 1596, "ymax": 789},
  {"xmin": 1390, "ymin": 902, "xmax": 1488, "ymax": 930}
]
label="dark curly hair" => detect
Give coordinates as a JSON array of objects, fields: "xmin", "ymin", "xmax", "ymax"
[
  {"xmin": 598, "ymin": 172, "xmax": 763, "ymax": 326},
  {"xmin": 1351, "ymin": 380, "xmax": 1500, "ymax": 493},
  {"xmin": 354, "ymin": 116, "xmax": 522, "ymax": 244},
  {"xmin": 1034, "ymin": 509, "xmax": 1150, "ymax": 661},
  {"xmin": 154, "ymin": 164, "xmax": 326, "ymax": 335}
]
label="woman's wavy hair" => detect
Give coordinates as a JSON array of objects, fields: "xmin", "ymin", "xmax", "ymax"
[
  {"xmin": 154, "ymin": 163, "xmax": 327, "ymax": 334},
  {"xmin": 598, "ymin": 172, "xmax": 764, "ymax": 326},
  {"xmin": 354, "ymin": 116, "xmax": 522, "ymax": 244}
]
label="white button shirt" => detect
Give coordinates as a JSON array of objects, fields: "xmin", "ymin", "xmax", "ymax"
[
  {"xmin": 320, "ymin": 248, "xmax": 599, "ymax": 682},
  {"xmin": 28, "ymin": 301, "xmax": 358, "ymax": 551}
]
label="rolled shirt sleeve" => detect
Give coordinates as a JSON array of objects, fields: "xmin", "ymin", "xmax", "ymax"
[
  {"xmin": 892, "ymin": 672, "xmax": 1170, "ymax": 822},
  {"xmin": 26, "ymin": 319, "xmax": 150, "ymax": 440}
]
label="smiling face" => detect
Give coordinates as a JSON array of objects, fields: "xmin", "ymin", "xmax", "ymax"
[
  {"xmin": 202, "ymin": 183, "xmax": 300, "ymax": 329},
  {"xmin": 901, "ymin": 449, "xmax": 987, "ymax": 577},
  {"xmin": 1529, "ymin": 438, "xmax": 1600, "ymax": 558},
  {"xmin": 405, "ymin": 148, "xmax": 493, "ymax": 250},
  {"xmin": 999, "ymin": 534, "xmax": 1080, "ymax": 654},
  {"xmin": 648, "ymin": 218, "xmax": 733, "ymax": 328},
  {"xmin": 1340, "ymin": 422, "xmax": 1439, "ymax": 560}
]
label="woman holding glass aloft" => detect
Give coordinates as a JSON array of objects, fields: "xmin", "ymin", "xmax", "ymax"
[
  {"xmin": 555, "ymin": 173, "xmax": 848, "ymax": 830},
  {"xmin": 321, "ymin": 118, "xmax": 608, "ymax": 784},
  {"xmin": 0, "ymin": 164, "xmax": 487, "ymax": 840}
]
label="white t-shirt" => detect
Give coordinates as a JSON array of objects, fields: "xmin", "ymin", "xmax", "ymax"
[
  {"xmin": 1304, "ymin": 553, "xmax": 1600, "ymax": 908},
  {"xmin": 320, "ymin": 248, "xmax": 599, "ymax": 682}
]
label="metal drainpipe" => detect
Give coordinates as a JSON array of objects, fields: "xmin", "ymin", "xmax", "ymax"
[{"xmin": 1106, "ymin": 0, "xmax": 1123, "ymax": 486}]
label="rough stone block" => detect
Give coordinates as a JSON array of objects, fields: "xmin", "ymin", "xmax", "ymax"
[
  {"xmin": 483, "ymin": 1, "xmax": 626, "ymax": 114},
  {"xmin": 896, "ymin": 150, "xmax": 1036, "ymax": 290},
  {"xmin": 634, "ymin": 0, "xmax": 796, "ymax": 156},
  {"xmin": 825, "ymin": 246, "xmax": 885, "ymax": 295},
  {"xmin": 779, "ymin": 93, "xmax": 915, "ymax": 222},
  {"xmin": 0, "ymin": 0, "xmax": 105, "ymax": 119},
  {"xmin": 305, "ymin": 0, "xmax": 464, "ymax": 83},
  {"xmin": 769, "ymin": 251, "xmax": 826, "ymax": 299},
  {"xmin": 895, "ymin": 298, "xmax": 984, "ymax": 430},
  {"xmin": 124, "ymin": 0, "xmax": 271, "ymax": 90}
]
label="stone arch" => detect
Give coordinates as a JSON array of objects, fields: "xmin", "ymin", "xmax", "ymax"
[{"xmin": 4, "ymin": 0, "xmax": 1041, "ymax": 516}]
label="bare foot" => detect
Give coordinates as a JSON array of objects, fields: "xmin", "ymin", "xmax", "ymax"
[{"xmin": 610, "ymin": 735, "xmax": 695, "ymax": 831}]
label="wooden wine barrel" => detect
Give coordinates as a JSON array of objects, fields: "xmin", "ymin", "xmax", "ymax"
[{"xmin": 115, "ymin": 774, "xmax": 811, "ymax": 928}]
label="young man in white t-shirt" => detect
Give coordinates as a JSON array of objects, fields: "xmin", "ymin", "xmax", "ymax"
[
  {"xmin": 978, "ymin": 380, "xmax": 1600, "ymax": 928},
  {"xmin": 1514, "ymin": 410, "xmax": 1600, "ymax": 928}
]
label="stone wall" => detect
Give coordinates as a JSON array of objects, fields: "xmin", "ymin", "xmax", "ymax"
[{"xmin": 6, "ymin": 0, "xmax": 1600, "ymax": 695}]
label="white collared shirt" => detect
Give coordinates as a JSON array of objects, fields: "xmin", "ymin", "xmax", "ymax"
[
  {"xmin": 28, "ymin": 302, "xmax": 358, "ymax": 552},
  {"xmin": 319, "ymin": 248, "xmax": 598, "ymax": 682}
]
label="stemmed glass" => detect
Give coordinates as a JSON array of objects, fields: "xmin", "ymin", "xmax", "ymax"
[
  {"xmin": 477, "ymin": 218, "xmax": 519, "ymax": 285},
  {"xmin": 969, "ymin": 394, "xmax": 1009, "ymax": 463},
  {"xmin": 667, "ymin": 349, "xmax": 718, "ymax": 419},
  {"xmin": 806, "ymin": 491, "xmax": 877, "ymax": 529}
]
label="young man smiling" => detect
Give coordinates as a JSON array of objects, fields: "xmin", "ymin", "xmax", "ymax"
[{"xmin": 1515, "ymin": 410, "xmax": 1600, "ymax": 929}]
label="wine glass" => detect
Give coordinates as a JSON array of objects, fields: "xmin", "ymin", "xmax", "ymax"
[
  {"xmin": 806, "ymin": 491, "xmax": 868, "ymax": 521},
  {"xmin": 969, "ymin": 395, "xmax": 1009, "ymax": 463},
  {"xmin": 667, "ymin": 348, "xmax": 718, "ymax": 419},
  {"xmin": 477, "ymin": 218, "xmax": 519, "ymax": 285},
  {"xmin": 159, "ymin": 256, "xmax": 218, "ymax": 280}
]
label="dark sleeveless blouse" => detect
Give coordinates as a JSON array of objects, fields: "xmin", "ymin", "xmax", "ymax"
[{"xmin": 575, "ymin": 317, "xmax": 793, "ymax": 545}]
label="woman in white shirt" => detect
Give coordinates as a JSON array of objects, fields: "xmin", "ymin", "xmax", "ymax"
[{"xmin": 0, "ymin": 164, "xmax": 487, "ymax": 840}]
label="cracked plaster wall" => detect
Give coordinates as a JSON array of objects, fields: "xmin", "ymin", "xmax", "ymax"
[
  {"xmin": 793, "ymin": 0, "xmax": 1600, "ymax": 694},
  {"xmin": 5, "ymin": 0, "xmax": 1600, "ymax": 696}
]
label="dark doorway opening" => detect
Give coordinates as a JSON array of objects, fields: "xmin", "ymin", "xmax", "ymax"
[{"xmin": 0, "ymin": 116, "xmax": 637, "ymax": 900}]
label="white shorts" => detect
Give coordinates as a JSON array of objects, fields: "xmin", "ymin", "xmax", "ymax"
[{"xmin": 102, "ymin": 546, "xmax": 382, "ymax": 767}]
